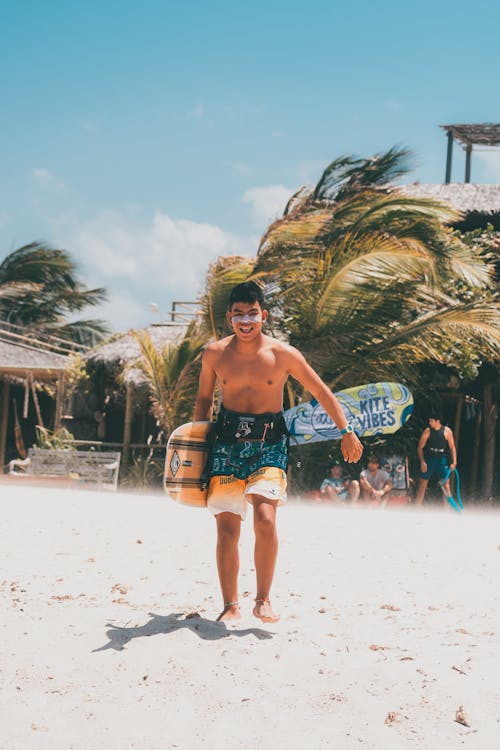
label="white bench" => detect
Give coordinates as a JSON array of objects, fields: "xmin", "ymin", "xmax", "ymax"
[{"xmin": 8, "ymin": 448, "xmax": 121, "ymax": 491}]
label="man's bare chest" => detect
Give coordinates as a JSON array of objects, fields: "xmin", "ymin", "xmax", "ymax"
[{"xmin": 215, "ymin": 350, "xmax": 287, "ymax": 389}]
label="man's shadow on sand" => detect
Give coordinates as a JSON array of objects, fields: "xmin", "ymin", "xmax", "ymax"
[{"xmin": 93, "ymin": 612, "xmax": 273, "ymax": 652}]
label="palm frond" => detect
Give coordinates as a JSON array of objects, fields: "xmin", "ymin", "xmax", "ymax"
[
  {"xmin": 323, "ymin": 297, "xmax": 500, "ymax": 388},
  {"xmin": 0, "ymin": 242, "xmax": 108, "ymax": 343},
  {"xmin": 312, "ymin": 146, "xmax": 413, "ymax": 202},
  {"xmin": 131, "ymin": 330, "xmax": 205, "ymax": 433}
]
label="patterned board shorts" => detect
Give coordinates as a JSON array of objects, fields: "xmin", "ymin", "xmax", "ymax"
[
  {"xmin": 207, "ymin": 435, "xmax": 288, "ymax": 520},
  {"xmin": 420, "ymin": 454, "xmax": 449, "ymax": 481}
]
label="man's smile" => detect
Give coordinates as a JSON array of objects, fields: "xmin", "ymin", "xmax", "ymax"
[{"xmin": 237, "ymin": 323, "xmax": 256, "ymax": 334}]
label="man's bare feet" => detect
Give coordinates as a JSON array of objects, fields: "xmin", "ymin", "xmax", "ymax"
[
  {"xmin": 216, "ymin": 603, "xmax": 242, "ymax": 622},
  {"xmin": 253, "ymin": 598, "xmax": 280, "ymax": 623}
]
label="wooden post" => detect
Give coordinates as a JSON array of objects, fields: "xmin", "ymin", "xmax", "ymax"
[
  {"xmin": 482, "ymin": 383, "xmax": 497, "ymax": 502},
  {"xmin": 453, "ymin": 396, "xmax": 463, "ymax": 455},
  {"xmin": 470, "ymin": 406, "xmax": 482, "ymax": 501},
  {"xmin": 123, "ymin": 382, "xmax": 134, "ymax": 469},
  {"xmin": 445, "ymin": 130, "xmax": 453, "ymax": 183},
  {"xmin": 465, "ymin": 143, "xmax": 472, "ymax": 183},
  {"xmin": 0, "ymin": 380, "xmax": 10, "ymax": 472},
  {"xmin": 29, "ymin": 374, "xmax": 44, "ymax": 428},
  {"xmin": 54, "ymin": 372, "xmax": 66, "ymax": 431}
]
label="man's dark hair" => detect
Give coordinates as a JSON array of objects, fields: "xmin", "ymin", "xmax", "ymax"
[
  {"xmin": 228, "ymin": 281, "xmax": 265, "ymax": 310},
  {"xmin": 367, "ymin": 455, "xmax": 381, "ymax": 466},
  {"xmin": 428, "ymin": 409, "xmax": 442, "ymax": 421}
]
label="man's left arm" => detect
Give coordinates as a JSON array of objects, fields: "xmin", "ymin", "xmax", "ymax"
[
  {"xmin": 286, "ymin": 347, "xmax": 363, "ymax": 463},
  {"xmin": 446, "ymin": 428, "xmax": 457, "ymax": 470}
]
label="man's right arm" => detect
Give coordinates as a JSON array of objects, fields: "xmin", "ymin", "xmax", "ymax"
[
  {"xmin": 417, "ymin": 429, "xmax": 429, "ymax": 470},
  {"xmin": 193, "ymin": 348, "xmax": 217, "ymax": 422}
]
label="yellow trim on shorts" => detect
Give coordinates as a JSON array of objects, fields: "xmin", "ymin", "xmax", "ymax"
[{"xmin": 208, "ymin": 466, "xmax": 287, "ymax": 503}]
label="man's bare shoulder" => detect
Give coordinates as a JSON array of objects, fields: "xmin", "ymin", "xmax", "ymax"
[
  {"xmin": 266, "ymin": 336, "xmax": 302, "ymax": 358},
  {"xmin": 203, "ymin": 336, "xmax": 234, "ymax": 356}
]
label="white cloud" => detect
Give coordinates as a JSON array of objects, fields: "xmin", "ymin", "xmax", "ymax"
[
  {"xmin": 33, "ymin": 168, "xmax": 66, "ymax": 190},
  {"xmin": 50, "ymin": 209, "xmax": 254, "ymax": 329},
  {"xmin": 57, "ymin": 210, "xmax": 243, "ymax": 285},
  {"xmin": 242, "ymin": 185, "xmax": 293, "ymax": 227},
  {"xmin": 93, "ymin": 290, "xmax": 148, "ymax": 331}
]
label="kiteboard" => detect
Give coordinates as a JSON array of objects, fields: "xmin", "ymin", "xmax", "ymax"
[
  {"xmin": 284, "ymin": 382, "xmax": 413, "ymax": 445},
  {"xmin": 164, "ymin": 421, "xmax": 213, "ymax": 507}
]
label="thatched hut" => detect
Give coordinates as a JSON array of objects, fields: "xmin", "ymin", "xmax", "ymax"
[
  {"xmin": 77, "ymin": 324, "xmax": 188, "ymax": 467},
  {"xmin": 0, "ymin": 321, "xmax": 87, "ymax": 469},
  {"xmin": 87, "ymin": 323, "xmax": 187, "ymax": 385},
  {"xmin": 401, "ymin": 183, "xmax": 500, "ymax": 231}
]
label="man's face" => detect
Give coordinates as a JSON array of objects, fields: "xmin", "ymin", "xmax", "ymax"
[
  {"xmin": 368, "ymin": 460, "xmax": 380, "ymax": 472},
  {"xmin": 227, "ymin": 301, "xmax": 267, "ymax": 340},
  {"xmin": 428, "ymin": 418, "xmax": 439, "ymax": 429},
  {"xmin": 330, "ymin": 465, "xmax": 342, "ymax": 478}
]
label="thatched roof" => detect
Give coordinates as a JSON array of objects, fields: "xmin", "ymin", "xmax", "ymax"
[
  {"xmin": 87, "ymin": 323, "xmax": 188, "ymax": 386},
  {"xmin": 0, "ymin": 338, "xmax": 69, "ymax": 379},
  {"xmin": 440, "ymin": 123, "xmax": 500, "ymax": 147},
  {"xmin": 400, "ymin": 183, "xmax": 500, "ymax": 216},
  {"xmin": 0, "ymin": 321, "xmax": 80, "ymax": 380}
]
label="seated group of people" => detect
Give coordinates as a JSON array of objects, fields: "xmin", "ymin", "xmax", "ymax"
[{"xmin": 319, "ymin": 455, "xmax": 393, "ymax": 505}]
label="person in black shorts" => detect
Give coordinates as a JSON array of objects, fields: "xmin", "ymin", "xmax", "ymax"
[{"xmin": 415, "ymin": 411, "xmax": 457, "ymax": 507}]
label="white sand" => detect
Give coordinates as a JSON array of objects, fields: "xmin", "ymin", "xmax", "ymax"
[{"xmin": 1, "ymin": 485, "xmax": 499, "ymax": 750}]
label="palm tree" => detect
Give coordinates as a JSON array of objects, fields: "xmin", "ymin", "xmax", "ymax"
[
  {"xmin": 132, "ymin": 325, "xmax": 205, "ymax": 436},
  {"xmin": 0, "ymin": 243, "xmax": 109, "ymax": 346},
  {"xmin": 253, "ymin": 147, "xmax": 500, "ymax": 394}
]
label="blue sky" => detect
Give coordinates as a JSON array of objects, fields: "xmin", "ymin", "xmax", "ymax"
[{"xmin": 1, "ymin": 0, "xmax": 499, "ymax": 330}]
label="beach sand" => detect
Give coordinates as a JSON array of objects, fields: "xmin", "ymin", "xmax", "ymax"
[{"xmin": 1, "ymin": 485, "xmax": 499, "ymax": 749}]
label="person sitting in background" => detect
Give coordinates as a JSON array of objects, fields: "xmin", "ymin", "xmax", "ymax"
[
  {"xmin": 359, "ymin": 455, "xmax": 392, "ymax": 504},
  {"xmin": 320, "ymin": 462, "xmax": 360, "ymax": 503}
]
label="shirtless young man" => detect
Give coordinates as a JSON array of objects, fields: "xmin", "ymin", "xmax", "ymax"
[{"xmin": 193, "ymin": 281, "xmax": 363, "ymax": 624}]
